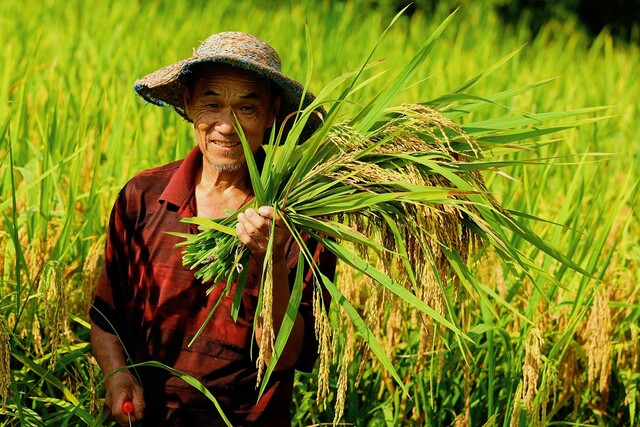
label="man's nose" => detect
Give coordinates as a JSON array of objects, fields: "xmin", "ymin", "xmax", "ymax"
[{"xmin": 216, "ymin": 108, "xmax": 235, "ymax": 134}]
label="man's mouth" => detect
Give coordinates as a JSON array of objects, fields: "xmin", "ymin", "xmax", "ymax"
[{"xmin": 210, "ymin": 140, "xmax": 241, "ymax": 148}]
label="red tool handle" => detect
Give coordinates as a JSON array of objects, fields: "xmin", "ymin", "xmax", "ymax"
[{"xmin": 122, "ymin": 400, "xmax": 134, "ymax": 415}]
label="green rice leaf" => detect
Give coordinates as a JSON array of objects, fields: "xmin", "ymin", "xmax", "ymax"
[
  {"xmin": 235, "ymin": 115, "xmax": 266, "ymax": 205},
  {"xmin": 181, "ymin": 217, "xmax": 237, "ymax": 236},
  {"xmin": 354, "ymin": 10, "xmax": 458, "ymax": 132},
  {"xmin": 288, "ymin": 213, "xmax": 387, "ymax": 252},
  {"xmin": 316, "ymin": 235, "xmax": 468, "ymax": 340},
  {"xmin": 449, "ymin": 46, "xmax": 525, "ymax": 94},
  {"xmin": 125, "ymin": 361, "xmax": 232, "ymax": 426},
  {"xmin": 317, "ymin": 271, "xmax": 409, "ymax": 395},
  {"xmin": 257, "ymin": 249, "xmax": 306, "ymax": 399}
]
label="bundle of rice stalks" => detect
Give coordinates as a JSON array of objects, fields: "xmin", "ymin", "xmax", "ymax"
[
  {"xmin": 178, "ymin": 102, "xmax": 485, "ymax": 395},
  {"xmin": 174, "ymin": 10, "xmax": 605, "ymax": 414}
]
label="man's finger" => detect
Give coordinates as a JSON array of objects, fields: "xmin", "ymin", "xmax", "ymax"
[
  {"xmin": 243, "ymin": 209, "xmax": 271, "ymax": 232},
  {"xmin": 257, "ymin": 206, "xmax": 286, "ymax": 228},
  {"xmin": 237, "ymin": 217, "xmax": 264, "ymax": 249},
  {"xmin": 240, "ymin": 211, "xmax": 268, "ymax": 236}
]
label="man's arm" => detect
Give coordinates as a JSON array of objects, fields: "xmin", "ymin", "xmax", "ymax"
[
  {"xmin": 90, "ymin": 190, "xmax": 145, "ymax": 425},
  {"xmin": 91, "ymin": 322, "xmax": 145, "ymax": 425}
]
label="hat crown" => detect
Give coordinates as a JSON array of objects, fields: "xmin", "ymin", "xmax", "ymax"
[{"xmin": 195, "ymin": 32, "xmax": 282, "ymax": 72}]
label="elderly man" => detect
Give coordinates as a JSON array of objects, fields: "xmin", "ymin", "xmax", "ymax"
[{"xmin": 90, "ymin": 32, "xmax": 335, "ymax": 426}]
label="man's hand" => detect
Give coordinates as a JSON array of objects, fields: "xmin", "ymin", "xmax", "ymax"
[
  {"xmin": 104, "ymin": 370, "xmax": 145, "ymax": 426},
  {"xmin": 91, "ymin": 323, "xmax": 146, "ymax": 425},
  {"xmin": 236, "ymin": 206, "xmax": 290, "ymax": 263}
]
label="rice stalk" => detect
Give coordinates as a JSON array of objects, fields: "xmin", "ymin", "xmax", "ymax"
[
  {"xmin": 181, "ymin": 103, "xmax": 487, "ymax": 370},
  {"xmin": 0, "ymin": 316, "xmax": 10, "ymax": 411},
  {"xmin": 175, "ymin": 93, "xmax": 603, "ymax": 417},
  {"xmin": 314, "ymin": 282, "xmax": 333, "ymax": 410},
  {"xmin": 509, "ymin": 382, "xmax": 524, "ymax": 427},
  {"xmin": 41, "ymin": 259, "xmax": 68, "ymax": 369},
  {"xmin": 333, "ymin": 325, "xmax": 353, "ymax": 425},
  {"xmin": 168, "ymin": 9, "xmax": 611, "ymax": 420},
  {"xmin": 523, "ymin": 326, "xmax": 543, "ymax": 413},
  {"xmin": 256, "ymin": 257, "xmax": 274, "ymax": 385},
  {"xmin": 579, "ymin": 286, "xmax": 613, "ymax": 406},
  {"xmin": 76, "ymin": 236, "xmax": 105, "ymax": 315}
]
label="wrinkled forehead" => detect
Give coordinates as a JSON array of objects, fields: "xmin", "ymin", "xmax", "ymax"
[{"xmin": 186, "ymin": 63, "xmax": 274, "ymax": 98}]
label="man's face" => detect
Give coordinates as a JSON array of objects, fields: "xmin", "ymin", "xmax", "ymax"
[{"xmin": 184, "ymin": 64, "xmax": 280, "ymax": 172}]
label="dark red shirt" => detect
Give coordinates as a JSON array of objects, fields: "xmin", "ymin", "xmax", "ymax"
[{"xmin": 90, "ymin": 146, "xmax": 335, "ymax": 426}]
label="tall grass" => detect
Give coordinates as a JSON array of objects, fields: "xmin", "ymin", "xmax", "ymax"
[{"xmin": 1, "ymin": 0, "xmax": 638, "ymax": 425}]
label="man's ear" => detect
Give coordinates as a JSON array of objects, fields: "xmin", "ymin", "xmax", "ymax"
[
  {"xmin": 267, "ymin": 96, "xmax": 282, "ymax": 128},
  {"xmin": 183, "ymin": 85, "xmax": 193, "ymax": 120}
]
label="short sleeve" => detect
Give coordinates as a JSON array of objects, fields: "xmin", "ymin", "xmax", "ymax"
[{"xmin": 89, "ymin": 189, "xmax": 131, "ymax": 336}]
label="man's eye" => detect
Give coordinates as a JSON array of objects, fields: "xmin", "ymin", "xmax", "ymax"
[
  {"xmin": 207, "ymin": 104, "xmax": 219, "ymax": 109},
  {"xmin": 240, "ymin": 105, "xmax": 255, "ymax": 111}
]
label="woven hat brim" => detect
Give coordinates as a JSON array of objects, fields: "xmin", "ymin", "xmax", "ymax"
[{"xmin": 134, "ymin": 56, "xmax": 324, "ymax": 143}]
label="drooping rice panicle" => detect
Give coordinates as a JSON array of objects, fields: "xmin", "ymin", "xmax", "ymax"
[
  {"xmin": 175, "ymin": 86, "xmax": 604, "ymax": 417},
  {"xmin": 177, "ymin": 101, "xmax": 498, "ymax": 398},
  {"xmin": 173, "ymin": 12, "xmax": 611, "ymax": 416}
]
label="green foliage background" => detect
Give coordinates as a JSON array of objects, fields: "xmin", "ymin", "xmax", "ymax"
[{"xmin": 1, "ymin": 0, "xmax": 638, "ymax": 425}]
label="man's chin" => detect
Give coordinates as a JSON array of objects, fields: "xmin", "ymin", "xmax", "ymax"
[{"xmin": 208, "ymin": 160, "xmax": 245, "ymax": 172}]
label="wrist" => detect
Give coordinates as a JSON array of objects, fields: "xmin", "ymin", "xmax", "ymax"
[{"xmin": 105, "ymin": 368, "xmax": 134, "ymax": 386}]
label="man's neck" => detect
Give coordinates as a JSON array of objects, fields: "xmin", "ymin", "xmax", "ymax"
[
  {"xmin": 195, "ymin": 163, "xmax": 253, "ymax": 218},
  {"xmin": 199, "ymin": 161, "xmax": 250, "ymax": 191}
]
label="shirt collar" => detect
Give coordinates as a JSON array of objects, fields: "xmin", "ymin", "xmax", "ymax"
[
  {"xmin": 159, "ymin": 145, "xmax": 202, "ymax": 214},
  {"xmin": 158, "ymin": 145, "xmax": 267, "ymax": 217}
]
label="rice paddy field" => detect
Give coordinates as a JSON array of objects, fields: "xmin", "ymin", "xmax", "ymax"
[{"xmin": 1, "ymin": 0, "xmax": 639, "ymax": 425}]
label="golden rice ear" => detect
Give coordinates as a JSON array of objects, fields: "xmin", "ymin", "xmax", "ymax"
[
  {"xmin": 580, "ymin": 287, "xmax": 613, "ymax": 402},
  {"xmin": 333, "ymin": 325, "xmax": 354, "ymax": 424},
  {"xmin": 86, "ymin": 356, "xmax": 102, "ymax": 418},
  {"xmin": 313, "ymin": 283, "xmax": 332, "ymax": 410},
  {"xmin": 255, "ymin": 257, "xmax": 274, "ymax": 386},
  {"xmin": 509, "ymin": 382, "xmax": 524, "ymax": 427},
  {"xmin": 42, "ymin": 260, "xmax": 69, "ymax": 369},
  {"xmin": 523, "ymin": 327, "xmax": 543, "ymax": 413}
]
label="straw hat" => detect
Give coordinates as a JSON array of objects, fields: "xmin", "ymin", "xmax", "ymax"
[{"xmin": 134, "ymin": 32, "xmax": 324, "ymax": 142}]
